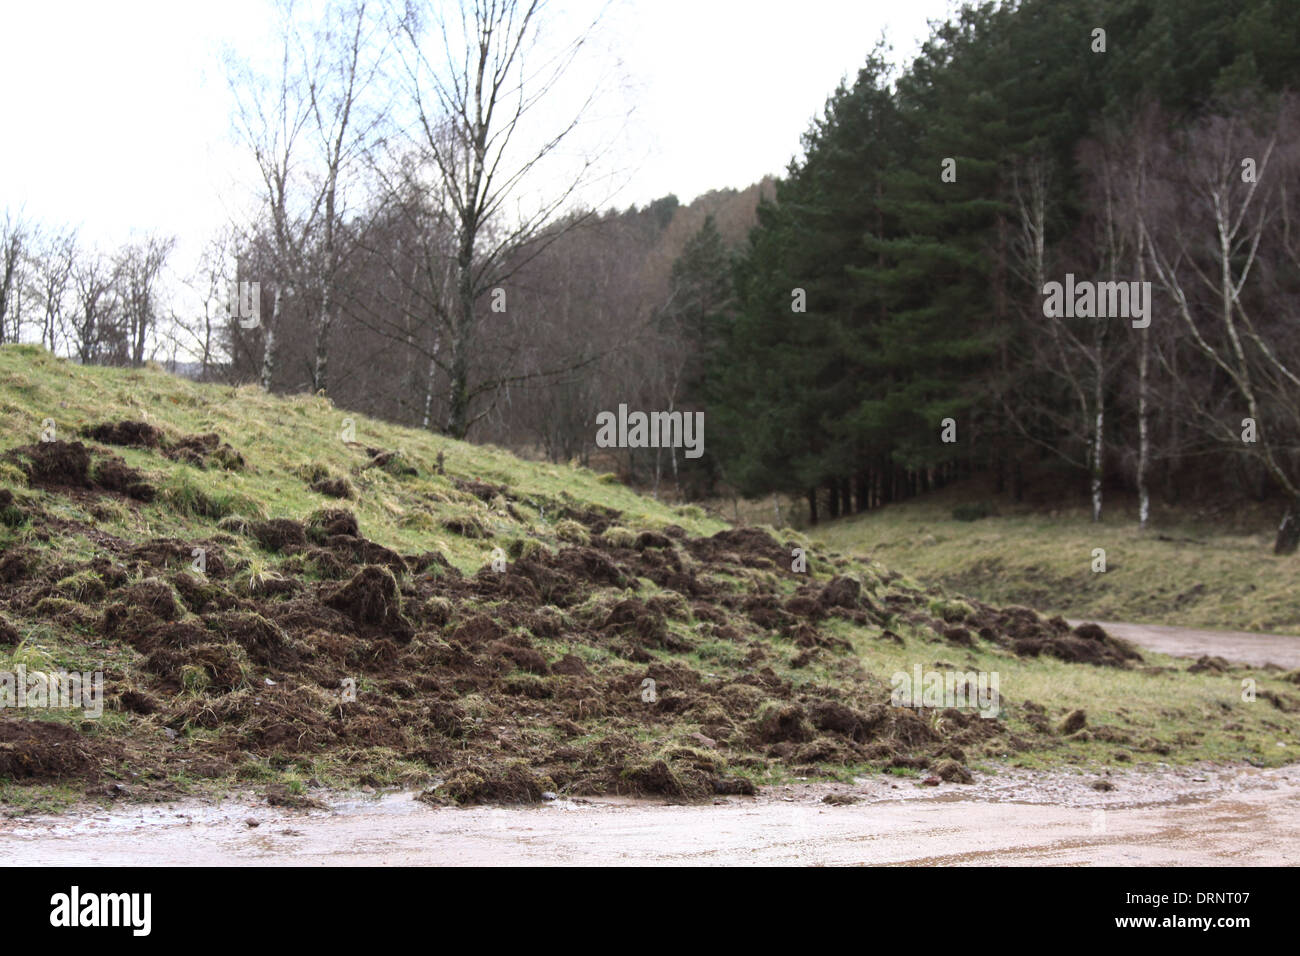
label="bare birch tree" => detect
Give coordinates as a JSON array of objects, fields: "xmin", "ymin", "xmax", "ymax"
[
  {"xmin": 0, "ymin": 210, "xmax": 32, "ymax": 344},
  {"xmin": 116, "ymin": 233, "xmax": 176, "ymax": 367},
  {"xmin": 1004, "ymin": 153, "xmax": 1111, "ymax": 522},
  {"xmin": 227, "ymin": 0, "xmax": 316, "ymax": 390},
  {"xmin": 1137, "ymin": 96, "xmax": 1300, "ymax": 552},
  {"xmin": 394, "ymin": 0, "xmax": 615, "ymax": 438},
  {"xmin": 31, "ymin": 227, "xmax": 77, "ymax": 353},
  {"xmin": 304, "ymin": 0, "xmax": 386, "ymax": 393}
]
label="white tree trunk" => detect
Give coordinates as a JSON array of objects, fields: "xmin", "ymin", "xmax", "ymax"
[
  {"xmin": 1136, "ymin": 243, "xmax": 1150, "ymax": 530},
  {"xmin": 260, "ymin": 285, "xmax": 282, "ymax": 391},
  {"xmin": 1091, "ymin": 401, "xmax": 1104, "ymax": 523}
]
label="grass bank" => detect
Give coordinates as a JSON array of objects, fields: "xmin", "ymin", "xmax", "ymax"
[{"xmin": 814, "ymin": 484, "xmax": 1300, "ymax": 635}]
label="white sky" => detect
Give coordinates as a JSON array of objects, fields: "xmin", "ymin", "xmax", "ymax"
[{"xmin": 0, "ymin": 0, "xmax": 957, "ymax": 277}]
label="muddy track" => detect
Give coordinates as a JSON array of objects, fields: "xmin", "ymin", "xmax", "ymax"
[
  {"xmin": 1071, "ymin": 621, "xmax": 1300, "ymax": 669},
  {"xmin": 2, "ymin": 763, "xmax": 1296, "ymax": 865}
]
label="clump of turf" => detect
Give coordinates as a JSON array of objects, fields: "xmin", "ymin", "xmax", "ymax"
[
  {"xmin": 441, "ymin": 515, "xmax": 487, "ymax": 539},
  {"xmin": 365, "ymin": 449, "xmax": 418, "ymax": 478},
  {"xmin": 1058, "ymin": 709, "xmax": 1088, "ymax": 735},
  {"xmin": 0, "ymin": 488, "xmax": 26, "ymax": 528},
  {"xmin": 553, "ymin": 518, "xmax": 590, "ymax": 545},
  {"xmin": 430, "ymin": 761, "xmax": 555, "ymax": 805},
  {"xmin": 325, "ymin": 565, "xmax": 411, "ymax": 640},
  {"xmin": 600, "ymin": 526, "xmax": 637, "ymax": 548},
  {"xmin": 506, "ymin": 536, "xmax": 546, "ymax": 561},
  {"xmin": 306, "ymin": 507, "xmax": 360, "ymax": 541}
]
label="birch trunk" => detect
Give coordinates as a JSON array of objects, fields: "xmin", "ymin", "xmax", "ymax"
[{"xmin": 260, "ymin": 285, "xmax": 282, "ymax": 391}]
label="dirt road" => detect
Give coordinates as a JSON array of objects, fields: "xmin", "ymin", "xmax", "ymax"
[
  {"xmin": 1072, "ymin": 620, "xmax": 1300, "ymax": 669},
  {"xmin": 3, "ymin": 762, "xmax": 1297, "ymax": 866}
]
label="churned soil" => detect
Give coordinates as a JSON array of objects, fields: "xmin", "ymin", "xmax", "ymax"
[{"xmin": 0, "ymin": 424, "xmax": 1172, "ymax": 806}]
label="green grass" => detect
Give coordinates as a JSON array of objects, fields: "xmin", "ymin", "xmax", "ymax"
[
  {"xmin": 828, "ymin": 617, "xmax": 1293, "ymax": 771},
  {"xmin": 0, "ymin": 345, "xmax": 725, "ymax": 574},
  {"xmin": 814, "ymin": 483, "xmax": 1300, "ymax": 635}
]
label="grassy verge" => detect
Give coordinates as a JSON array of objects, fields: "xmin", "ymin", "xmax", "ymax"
[{"xmin": 813, "ymin": 483, "xmax": 1300, "ymax": 636}]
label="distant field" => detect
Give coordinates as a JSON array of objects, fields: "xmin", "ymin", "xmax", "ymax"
[{"xmin": 813, "ymin": 486, "xmax": 1300, "ymax": 636}]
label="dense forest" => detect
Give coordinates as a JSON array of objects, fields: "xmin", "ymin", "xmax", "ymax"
[
  {"xmin": 4, "ymin": 0, "xmax": 1300, "ymax": 547},
  {"xmin": 699, "ymin": 0, "xmax": 1300, "ymax": 549}
]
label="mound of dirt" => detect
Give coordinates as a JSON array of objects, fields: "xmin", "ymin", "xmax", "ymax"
[
  {"xmin": 1005, "ymin": 616, "xmax": 1142, "ymax": 666},
  {"xmin": 6, "ymin": 440, "xmax": 92, "ymax": 487},
  {"xmin": 452, "ymin": 477, "xmax": 506, "ymax": 502},
  {"xmin": 1058, "ymin": 709, "xmax": 1088, "ymax": 735},
  {"xmin": 93, "ymin": 457, "xmax": 156, "ymax": 501},
  {"xmin": 320, "ymin": 536, "xmax": 407, "ymax": 576},
  {"xmin": 1188, "ymin": 655, "xmax": 1232, "ymax": 674},
  {"xmin": 364, "ymin": 449, "xmax": 417, "ymax": 477},
  {"xmin": 167, "ymin": 432, "xmax": 245, "ymax": 470},
  {"xmin": 440, "ymin": 515, "xmax": 486, "ymax": 538},
  {"xmin": 123, "ymin": 578, "xmax": 182, "ymax": 619},
  {"xmin": 429, "ymin": 760, "xmax": 553, "ymax": 805},
  {"xmin": 83, "ymin": 420, "xmax": 163, "ymax": 447},
  {"xmin": 893, "ymin": 597, "xmax": 1144, "ymax": 667},
  {"xmin": 0, "ymin": 445, "xmax": 1160, "ymax": 803},
  {"xmin": 3, "ymin": 441, "xmax": 155, "ymax": 500},
  {"xmin": 306, "ymin": 508, "xmax": 360, "ymax": 540},
  {"xmin": 209, "ymin": 611, "xmax": 293, "ymax": 667},
  {"xmin": 819, "ymin": 576, "xmax": 863, "ymax": 609},
  {"xmin": 752, "ymin": 702, "xmax": 814, "ymax": 743},
  {"xmin": 325, "ymin": 565, "xmax": 412, "ymax": 641},
  {"xmin": 251, "ymin": 519, "xmax": 308, "ymax": 553},
  {"xmin": 686, "ymin": 526, "xmax": 787, "ymax": 569},
  {"xmin": 310, "ymin": 476, "xmax": 353, "ymax": 499},
  {"xmin": 83, "ymin": 420, "xmax": 245, "ymax": 470},
  {"xmin": 0, "ymin": 719, "xmax": 113, "ymax": 779}
]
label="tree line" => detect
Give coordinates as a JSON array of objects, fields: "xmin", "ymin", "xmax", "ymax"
[{"xmin": 691, "ymin": 0, "xmax": 1300, "ymax": 552}]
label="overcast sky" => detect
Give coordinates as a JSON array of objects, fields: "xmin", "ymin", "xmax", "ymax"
[{"xmin": 0, "ymin": 0, "xmax": 957, "ymax": 268}]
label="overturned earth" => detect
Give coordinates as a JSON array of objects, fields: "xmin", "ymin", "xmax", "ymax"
[{"xmin": 0, "ymin": 425, "xmax": 1155, "ymax": 806}]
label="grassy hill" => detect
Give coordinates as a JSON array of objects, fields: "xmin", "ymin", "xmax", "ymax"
[
  {"xmin": 1, "ymin": 344, "xmax": 1297, "ymax": 812},
  {"xmin": 815, "ymin": 485, "xmax": 1300, "ymax": 636}
]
